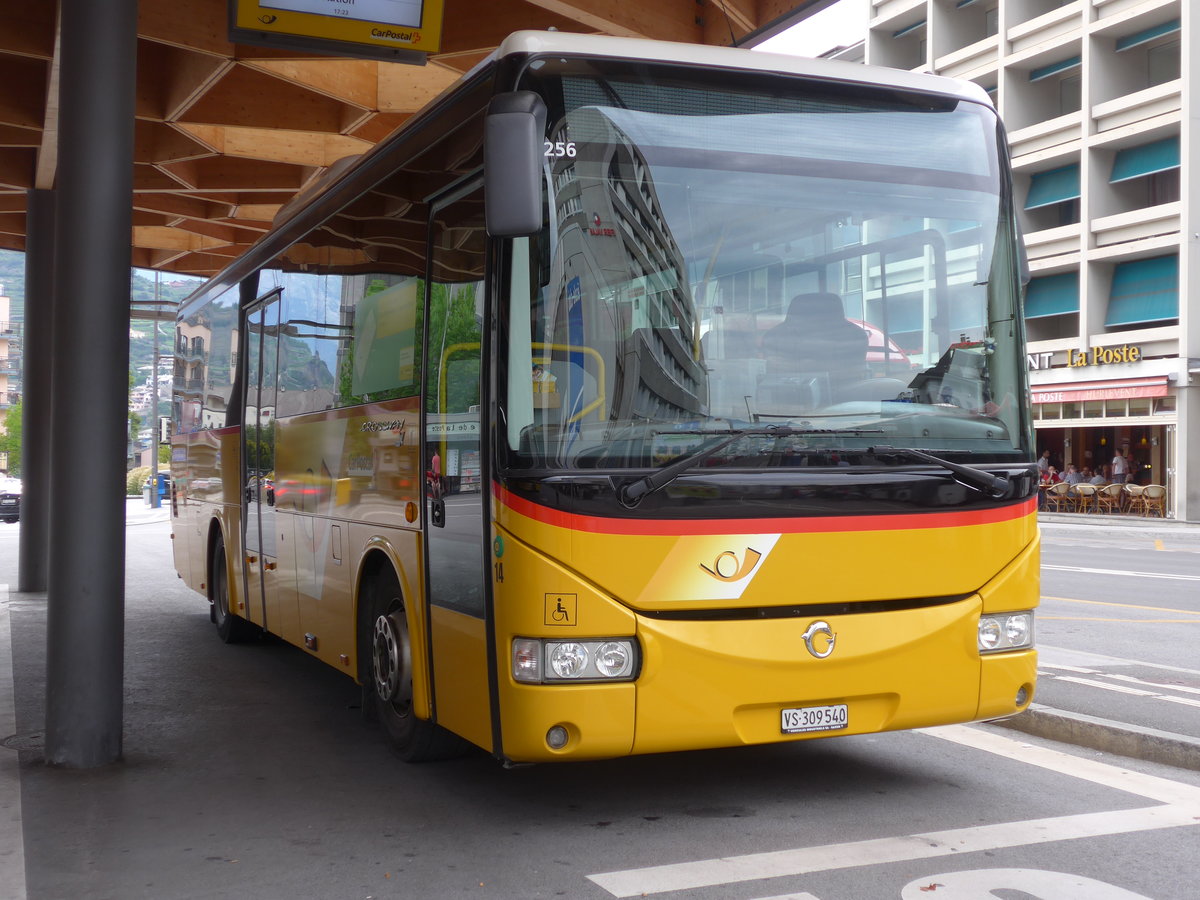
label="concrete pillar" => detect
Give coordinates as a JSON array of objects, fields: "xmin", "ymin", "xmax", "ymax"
[
  {"xmin": 43, "ymin": 0, "xmax": 138, "ymax": 768},
  {"xmin": 17, "ymin": 189, "xmax": 55, "ymax": 593}
]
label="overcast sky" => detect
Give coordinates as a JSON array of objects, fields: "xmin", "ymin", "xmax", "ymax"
[{"xmin": 754, "ymin": 0, "xmax": 868, "ymax": 58}]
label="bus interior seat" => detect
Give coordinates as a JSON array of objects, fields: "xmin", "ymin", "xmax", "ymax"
[{"xmin": 703, "ymin": 327, "xmax": 765, "ymax": 418}]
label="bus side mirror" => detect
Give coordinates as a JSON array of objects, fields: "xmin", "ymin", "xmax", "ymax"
[{"xmin": 484, "ymin": 91, "xmax": 547, "ymax": 237}]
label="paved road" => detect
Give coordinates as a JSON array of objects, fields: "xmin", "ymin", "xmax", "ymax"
[
  {"xmin": 2, "ymin": 505, "xmax": 1199, "ymax": 899},
  {"xmin": 1009, "ymin": 520, "xmax": 1200, "ymax": 766}
]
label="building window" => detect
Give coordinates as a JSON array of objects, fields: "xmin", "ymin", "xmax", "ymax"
[
  {"xmin": 1110, "ymin": 136, "xmax": 1181, "ymax": 208},
  {"xmin": 1025, "ymin": 164, "xmax": 1081, "ymax": 228},
  {"xmin": 1058, "ymin": 73, "xmax": 1081, "ymax": 115},
  {"xmin": 1114, "ymin": 20, "xmax": 1180, "ymax": 88},
  {"xmin": 1106, "ymin": 255, "xmax": 1178, "ymax": 329},
  {"xmin": 1147, "ymin": 40, "xmax": 1180, "ymax": 86},
  {"xmin": 984, "ymin": 7, "xmax": 998, "ymax": 38},
  {"xmin": 1024, "ymin": 271, "xmax": 1078, "ymax": 320}
]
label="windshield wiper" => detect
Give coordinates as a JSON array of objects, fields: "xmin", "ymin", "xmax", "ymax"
[
  {"xmin": 869, "ymin": 445, "xmax": 1012, "ymax": 498},
  {"xmin": 617, "ymin": 425, "xmax": 884, "ymax": 507}
]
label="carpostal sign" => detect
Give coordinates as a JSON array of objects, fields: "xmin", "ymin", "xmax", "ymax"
[{"xmin": 230, "ymin": 0, "xmax": 444, "ymax": 56}]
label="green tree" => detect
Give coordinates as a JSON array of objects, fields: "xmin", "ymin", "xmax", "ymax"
[
  {"xmin": 1, "ymin": 400, "xmax": 21, "ymax": 476},
  {"xmin": 426, "ymin": 281, "xmax": 482, "ymax": 414}
]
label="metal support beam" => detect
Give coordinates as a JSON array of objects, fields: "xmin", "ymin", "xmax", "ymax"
[
  {"xmin": 44, "ymin": 0, "xmax": 138, "ymax": 768},
  {"xmin": 18, "ymin": 189, "xmax": 55, "ymax": 594}
]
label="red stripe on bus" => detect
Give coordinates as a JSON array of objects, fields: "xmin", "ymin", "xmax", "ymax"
[{"xmin": 493, "ymin": 484, "xmax": 1035, "ymax": 536}]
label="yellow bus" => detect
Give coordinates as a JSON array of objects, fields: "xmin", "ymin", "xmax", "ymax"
[{"xmin": 170, "ymin": 31, "xmax": 1039, "ymax": 763}]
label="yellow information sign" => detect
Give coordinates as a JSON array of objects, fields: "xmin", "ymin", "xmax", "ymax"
[{"xmin": 230, "ymin": 0, "xmax": 444, "ymax": 59}]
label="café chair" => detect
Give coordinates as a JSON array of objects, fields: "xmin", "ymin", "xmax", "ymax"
[
  {"xmin": 1043, "ymin": 481, "xmax": 1070, "ymax": 512},
  {"xmin": 1138, "ymin": 484, "xmax": 1167, "ymax": 517},
  {"xmin": 1071, "ymin": 482, "xmax": 1097, "ymax": 513},
  {"xmin": 1096, "ymin": 482, "xmax": 1124, "ymax": 514},
  {"xmin": 1123, "ymin": 483, "xmax": 1144, "ymax": 514}
]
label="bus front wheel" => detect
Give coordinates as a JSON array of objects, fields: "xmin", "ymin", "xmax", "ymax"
[
  {"xmin": 364, "ymin": 568, "xmax": 465, "ymax": 762},
  {"xmin": 211, "ymin": 536, "xmax": 258, "ymax": 643}
]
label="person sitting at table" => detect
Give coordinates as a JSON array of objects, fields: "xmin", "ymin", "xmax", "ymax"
[
  {"xmin": 1039, "ymin": 465, "xmax": 1062, "ymax": 486},
  {"xmin": 1063, "ymin": 464, "xmax": 1084, "ymax": 485}
]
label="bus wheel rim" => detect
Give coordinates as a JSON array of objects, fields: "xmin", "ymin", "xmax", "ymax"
[{"xmin": 372, "ymin": 612, "xmax": 409, "ymax": 705}]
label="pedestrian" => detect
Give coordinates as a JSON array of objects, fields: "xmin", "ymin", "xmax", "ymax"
[
  {"xmin": 1111, "ymin": 447, "xmax": 1129, "ymax": 484},
  {"xmin": 1037, "ymin": 449, "xmax": 1051, "ymax": 474}
]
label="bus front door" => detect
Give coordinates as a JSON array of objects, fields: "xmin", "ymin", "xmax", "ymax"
[
  {"xmin": 423, "ymin": 185, "xmax": 493, "ymax": 751},
  {"xmin": 243, "ymin": 292, "xmax": 281, "ymax": 630}
]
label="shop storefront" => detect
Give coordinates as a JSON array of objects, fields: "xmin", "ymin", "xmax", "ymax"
[{"xmin": 1028, "ymin": 343, "xmax": 1178, "ymax": 517}]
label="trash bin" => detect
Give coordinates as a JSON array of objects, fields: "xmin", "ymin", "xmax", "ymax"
[{"xmin": 144, "ymin": 472, "xmax": 170, "ymax": 506}]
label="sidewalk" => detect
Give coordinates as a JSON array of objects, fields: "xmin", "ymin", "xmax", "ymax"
[
  {"xmin": 125, "ymin": 495, "xmax": 170, "ymax": 526},
  {"xmin": 1037, "ymin": 510, "xmax": 1199, "ymax": 529}
]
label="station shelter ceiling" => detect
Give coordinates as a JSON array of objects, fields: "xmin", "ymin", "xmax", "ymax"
[{"xmin": 0, "ymin": 0, "xmax": 816, "ymax": 278}]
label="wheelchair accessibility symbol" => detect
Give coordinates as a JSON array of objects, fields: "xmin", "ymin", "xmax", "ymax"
[{"xmin": 544, "ymin": 594, "xmax": 577, "ymax": 626}]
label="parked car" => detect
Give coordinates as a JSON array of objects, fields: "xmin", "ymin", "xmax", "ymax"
[{"xmin": 0, "ymin": 478, "xmax": 20, "ymax": 523}]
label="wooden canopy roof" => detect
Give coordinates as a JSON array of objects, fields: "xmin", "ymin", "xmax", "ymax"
[{"xmin": 0, "ymin": 0, "xmax": 813, "ymax": 277}]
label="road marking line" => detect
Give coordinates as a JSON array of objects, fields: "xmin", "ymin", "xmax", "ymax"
[
  {"xmin": 1040, "ymin": 644, "xmax": 1200, "ymax": 678},
  {"xmin": 587, "ymin": 805, "xmax": 1197, "ymax": 897},
  {"xmin": 1043, "ymin": 564, "xmax": 1200, "ymax": 582},
  {"xmin": 924, "ymin": 724, "xmax": 1200, "ymax": 804},
  {"xmin": 1038, "ymin": 663, "xmax": 1099, "ymax": 674},
  {"xmin": 1041, "ymin": 617, "xmax": 1200, "ymax": 624},
  {"xmin": 1107, "ymin": 673, "xmax": 1200, "ymax": 697},
  {"xmin": 1041, "ymin": 672, "xmax": 1200, "ymax": 705},
  {"xmin": 1161, "ymin": 695, "xmax": 1200, "ymax": 709},
  {"xmin": 586, "ymin": 726, "xmax": 1200, "ymax": 897},
  {"xmin": 1041, "ymin": 595, "xmax": 1200, "ymax": 616},
  {"xmin": 1055, "ymin": 676, "xmax": 1155, "ymax": 696}
]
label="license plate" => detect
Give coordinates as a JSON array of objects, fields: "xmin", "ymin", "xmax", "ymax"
[
  {"xmin": 781, "ymin": 704, "xmax": 848, "ymax": 734},
  {"xmin": 1, "ymin": 499, "xmax": 14, "ymax": 505}
]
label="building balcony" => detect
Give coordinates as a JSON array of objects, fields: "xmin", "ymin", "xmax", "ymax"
[
  {"xmin": 1024, "ymin": 223, "xmax": 1083, "ymax": 265},
  {"xmin": 1007, "ymin": 1, "xmax": 1085, "ymax": 55},
  {"xmin": 1008, "ymin": 112, "xmax": 1083, "ymax": 160},
  {"xmin": 1091, "ymin": 202, "xmax": 1180, "ymax": 248},
  {"xmin": 1092, "ymin": 0, "xmax": 1177, "ymax": 21},
  {"xmin": 934, "ymin": 35, "xmax": 999, "ymax": 81},
  {"xmin": 1092, "ymin": 80, "xmax": 1181, "ymax": 134},
  {"xmin": 869, "ymin": 0, "xmax": 925, "ymax": 27}
]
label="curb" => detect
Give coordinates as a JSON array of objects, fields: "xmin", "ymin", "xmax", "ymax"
[
  {"xmin": 1037, "ymin": 513, "xmax": 1198, "ymax": 529},
  {"xmin": 991, "ymin": 703, "xmax": 1200, "ymax": 772}
]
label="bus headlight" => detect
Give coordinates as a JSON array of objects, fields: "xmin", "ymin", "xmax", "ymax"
[
  {"xmin": 978, "ymin": 612, "xmax": 1033, "ymax": 653},
  {"xmin": 549, "ymin": 642, "xmax": 588, "ymax": 678},
  {"xmin": 513, "ymin": 638, "xmax": 639, "ymax": 684}
]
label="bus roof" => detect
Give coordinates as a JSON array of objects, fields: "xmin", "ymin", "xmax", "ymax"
[{"xmin": 489, "ymin": 30, "xmax": 990, "ymax": 106}]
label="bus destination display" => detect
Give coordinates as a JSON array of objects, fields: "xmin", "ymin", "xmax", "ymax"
[{"xmin": 230, "ymin": 0, "xmax": 444, "ymax": 55}]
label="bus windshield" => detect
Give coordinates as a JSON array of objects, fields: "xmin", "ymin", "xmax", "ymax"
[{"xmin": 503, "ymin": 60, "xmax": 1029, "ymax": 472}]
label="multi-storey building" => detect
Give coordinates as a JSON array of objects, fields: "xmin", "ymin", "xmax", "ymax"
[{"xmin": 861, "ymin": 0, "xmax": 1195, "ymax": 519}]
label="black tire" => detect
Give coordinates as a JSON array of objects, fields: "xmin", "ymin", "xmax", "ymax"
[
  {"xmin": 362, "ymin": 566, "xmax": 467, "ymax": 762},
  {"xmin": 211, "ymin": 535, "xmax": 258, "ymax": 643}
]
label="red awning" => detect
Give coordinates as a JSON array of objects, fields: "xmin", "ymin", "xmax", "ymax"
[{"xmin": 1031, "ymin": 376, "xmax": 1169, "ymax": 404}]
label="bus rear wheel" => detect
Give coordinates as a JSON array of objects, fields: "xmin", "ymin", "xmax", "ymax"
[
  {"xmin": 211, "ymin": 536, "xmax": 258, "ymax": 643},
  {"xmin": 364, "ymin": 568, "xmax": 466, "ymax": 762}
]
